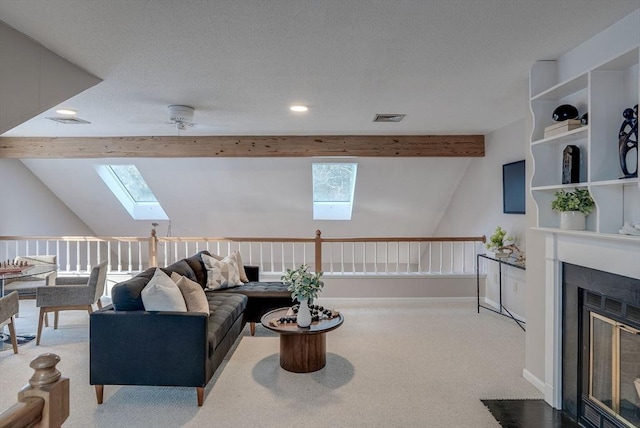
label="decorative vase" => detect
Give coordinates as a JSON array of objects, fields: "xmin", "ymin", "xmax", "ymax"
[
  {"xmin": 560, "ymin": 211, "xmax": 586, "ymax": 230},
  {"xmin": 297, "ymin": 298, "xmax": 312, "ymax": 328}
]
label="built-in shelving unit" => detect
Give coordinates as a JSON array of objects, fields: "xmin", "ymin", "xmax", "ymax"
[{"xmin": 530, "ymin": 47, "xmax": 640, "ymax": 235}]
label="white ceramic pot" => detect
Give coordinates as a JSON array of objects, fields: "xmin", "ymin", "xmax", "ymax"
[
  {"xmin": 296, "ymin": 298, "xmax": 312, "ymax": 328},
  {"xmin": 560, "ymin": 211, "xmax": 586, "ymax": 230}
]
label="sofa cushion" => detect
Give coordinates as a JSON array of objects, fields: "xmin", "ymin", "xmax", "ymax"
[
  {"xmin": 204, "ymin": 251, "xmax": 248, "ymax": 283},
  {"xmin": 202, "ymin": 254, "xmax": 242, "ymax": 290},
  {"xmin": 171, "ymin": 272, "xmax": 210, "ymax": 314},
  {"xmin": 141, "ymin": 268, "xmax": 187, "ymax": 312},
  {"xmin": 206, "ymin": 293, "xmax": 247, "ymax": 353},
  {"xmin": 220, "ymin": 281, "xmax": 291, "ymax": 298},
  {"xmin": 184, "ymin": 251, "xmax": 211, "ymax": 288},
  {"xmin": 111, "ymin": 267, "xmax": 156, "ymax": 311},
  {"xmin": 162, "ymin": 259, "xmax": 197, "ymax": 283}
]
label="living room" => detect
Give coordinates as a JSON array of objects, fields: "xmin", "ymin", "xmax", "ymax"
[{"xmin": 1, "ymin": 2, "xmax": 639, "ymax": 427}]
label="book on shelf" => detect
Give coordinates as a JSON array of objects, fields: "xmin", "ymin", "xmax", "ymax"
[{"xmin": 544, "ymin": 119, "xmax": 582, "ymax": 138}]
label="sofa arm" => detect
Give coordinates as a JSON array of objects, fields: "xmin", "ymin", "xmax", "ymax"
[{"xmin": 90, "ymin": 305, "xmax": 209, "ymax": 387}]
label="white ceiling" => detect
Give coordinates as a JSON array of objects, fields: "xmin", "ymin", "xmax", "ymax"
[
  {"xmin": 1, "ymin": 0, "xmax": 638, "ymax": 137},
  {"xmin": 1, "ymin": 1, "xmax": 639, "ymax": 238}
]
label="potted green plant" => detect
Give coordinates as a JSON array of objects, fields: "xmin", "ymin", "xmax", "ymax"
[
  {"xmin": 281, "ymin": 264, "xmax": 324, "ymax": 327},
  {"xmin": 551, "ymin": 188, "xmax": 595, "ymax": 230},
  {"xmin": 486, "ymin": 226, "xmax": 514, "ymax": 258}
]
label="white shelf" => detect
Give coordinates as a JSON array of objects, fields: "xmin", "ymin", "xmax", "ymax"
[
  {"xmin": 531, "ymin": 126, "xmax": 588, "ymax": 146},
  {"xmin": 531, "ymin": 73, "xmax": 588, "ymax": 101},
  {"xmin": 590, "ymin": 177, "xmax": 639, "ymax": 187},
  {"xmin": 530, "ymin": 46, "xmax": 639, "ymax": 233},
  {"xmin": 531, "ymin": 183, "xmax": 589, "ymax": 191}
]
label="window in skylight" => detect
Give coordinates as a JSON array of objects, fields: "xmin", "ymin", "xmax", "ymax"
[
  {"xmin": 95, "ymin": 164, "xmax": 169, "ymax": 220},
  {"xmin": 312, "ymin": 163, "xmax": 358, "ymax": 220}
]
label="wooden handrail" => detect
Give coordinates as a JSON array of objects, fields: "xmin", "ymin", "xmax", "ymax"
[
  {"xmin": 0, "ymin": 398, "xmax": 44, "ymax": 428},
  {"xmin": 319, "ymin": 236, "xmax": 486, "ymax": 243},
  {"xmin": 0, "ymin": 353, "xmax": 69, "ymax": 428}
]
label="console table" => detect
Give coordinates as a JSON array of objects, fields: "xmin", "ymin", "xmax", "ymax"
[{"xmin": 476, "ymin": 254, "xmax": 526, "ymax": 331}]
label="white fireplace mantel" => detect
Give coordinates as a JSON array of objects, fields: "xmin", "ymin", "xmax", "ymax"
[{"xmin": 537, "ymin": 227, "xmax": 640, "ymax": 409}]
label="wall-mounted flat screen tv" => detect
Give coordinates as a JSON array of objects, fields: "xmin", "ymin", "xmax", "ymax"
[{"xmin": 503, "ymin": 160, "xmax": 525, "ymax": 214}]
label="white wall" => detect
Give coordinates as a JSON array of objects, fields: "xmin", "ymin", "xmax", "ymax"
[
  {"xmin": 434, "ymin": 115, "xmax": 528, "ymax": 317},
  {"xmin": 0, "ymin": 159, "xmax": 94, "ymax": 235}
]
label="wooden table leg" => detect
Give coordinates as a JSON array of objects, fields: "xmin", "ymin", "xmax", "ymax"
[{"xmin": 279, "ymin": 333, "xmax": 326, "ymax": 373}]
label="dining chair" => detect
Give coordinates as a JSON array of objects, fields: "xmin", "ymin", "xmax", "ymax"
[
  {"xmin": 0, "ymin": 291, "xmax": 20, "ymax": 353},
  {"xmin": 4, "ymin": 255, "xmax": 58, "ymax": 300},
  {"xmin": 35, "ymin": 261, "xmax": 107, "ymax": 345}
]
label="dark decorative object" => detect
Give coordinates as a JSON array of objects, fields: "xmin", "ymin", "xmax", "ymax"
[
  {"xmin": 552, "ymin": 104, "xmax": 579, "ymax": 122},
  {"xmin": 502, "ymin": 160, "xmax": 525, "ymax": 214},
  {"xmin": 580, "ymin": 112, "xmax": 588, "ymax": 125},
  {"xmin": 562, "ymin": 145, "xmax": 580, "ymax": 184},
  {"xmin": 618, "ymin": 104, "xmax": 638, "ymax": 179}
]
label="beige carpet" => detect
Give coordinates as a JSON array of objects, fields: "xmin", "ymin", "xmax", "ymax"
[{"xmin": 0, "ymin": 298, "xmax": 542, "ymax": 427}]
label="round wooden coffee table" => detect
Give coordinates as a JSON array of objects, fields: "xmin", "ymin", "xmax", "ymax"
[{"xmin": 261, "ymin": 307, "xmax": 344, "ymax": 373}]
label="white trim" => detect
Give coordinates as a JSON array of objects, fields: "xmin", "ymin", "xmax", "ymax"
[
  {"xmin": 523, "ymin": 369, "xmax": 546, "ymax": 395},
  {"xmin": 483, "ymin": 297, "xmax": 526, "ymax": 322}
]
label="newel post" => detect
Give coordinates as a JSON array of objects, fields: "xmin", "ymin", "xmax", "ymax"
[
  {"xmin": 18, "ymin": 353, "xmax": 70, "ymax": 428},
  {"xmin": 315, "ymin": 230, "xmax": 322, "ymax": 273},
  {"xmin": 149, "ymin": 227, "xmax": 158, "ymax": 268}
]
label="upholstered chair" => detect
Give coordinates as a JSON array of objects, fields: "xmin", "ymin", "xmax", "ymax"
[
  {"xmin": 0, "ymin": 291, "xmax": 20, "ymax": 353},
  {"xmin": 35, "ymin": 261, "xmax": 107, "ymax": 345},
  {"xmin": 4, "ymin": 255, "xmax": 58, "ymax": 300}
]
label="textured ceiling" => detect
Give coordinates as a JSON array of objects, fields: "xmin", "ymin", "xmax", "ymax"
[
  {"xmin": 1, "ymin": 0, "xmax": 638, "ymax": 137},
  {"xmin": 1, "ymin": 1, "xmax": 639, "ymax": 239}
]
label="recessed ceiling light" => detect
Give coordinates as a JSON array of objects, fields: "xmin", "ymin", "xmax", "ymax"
[
  {"xmin": 56, "ymin": 108, "xmax": 77, "ymax": 115},
  {"xmin": 290, "ymin": 105, "xmax": 308, "ymax": 112}
]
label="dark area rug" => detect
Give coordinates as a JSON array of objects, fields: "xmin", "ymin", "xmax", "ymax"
[
  {"xmin": 0, "ymin": 332, "xmax": 36, "ymax": 351},
  {"xmin": 482, "ymin": 399, "xmax": 581, "ymax": 428}
]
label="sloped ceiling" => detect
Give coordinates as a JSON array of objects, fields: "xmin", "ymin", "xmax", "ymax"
[
  {"xmin": 21, "ymin": 157, "xmax": 471, "ymax": 238},
  {"xmin": 2, "ymin": 1, "xmax": 639, "ymax": 238}
]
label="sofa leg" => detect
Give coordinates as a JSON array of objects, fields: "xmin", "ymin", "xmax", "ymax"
[
  {"xmin": 250, "ymin": 322, "xmax": 256, "ymax": 336},
  {"xmin": 196, "ymin": 387, "xmax": 204, "ymax": 406},
  {"xmin": 95, "ymin": 385, "xmax": 104, "ymax": 404}
]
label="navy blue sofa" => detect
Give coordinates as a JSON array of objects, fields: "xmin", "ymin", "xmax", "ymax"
[{"xmin": 89, "ymin": 250, "xmax": 292, "ymax": 406}]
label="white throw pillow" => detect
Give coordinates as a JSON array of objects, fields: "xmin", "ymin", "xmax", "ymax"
[
  {"xmin": 141, "ymin": 268, "xmax": 187, "ymax": 312},
  {"xmin": 206, "ymin": 251, "xmax": 249, "ymax": 283},
  {"xmin": 202, "ymin": 253, "xmax": 242, "ymax": 290},
  {"xmin": 170, "ymin": 272, "xmax": 210, "ymax": 315}
]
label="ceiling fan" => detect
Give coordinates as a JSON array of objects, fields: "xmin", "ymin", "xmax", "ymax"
[{"xmin": 166, "ymin": 105, "xmax": 195, "ymax": 130}]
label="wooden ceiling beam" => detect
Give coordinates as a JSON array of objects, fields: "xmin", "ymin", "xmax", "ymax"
[{"xmin": 0, "ymin": 135, "xmax": 484, "ymax": 158}]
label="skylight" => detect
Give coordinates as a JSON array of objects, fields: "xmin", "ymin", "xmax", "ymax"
[
  {"xmin": 95, "ymin": 164, "xmax": 168, "ymax": 220},
  {"xmin": 312, "ymin": 163, "xmax": 358, "ymax": 220}
]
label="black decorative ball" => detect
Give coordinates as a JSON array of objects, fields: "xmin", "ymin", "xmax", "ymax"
[
  {"xmin": 580, "ymin": 112, "xmax": 588, "ymax": 126},
  {"xmin": 552, "ymin": 104, "xmax": 579, "ymax": 122}
]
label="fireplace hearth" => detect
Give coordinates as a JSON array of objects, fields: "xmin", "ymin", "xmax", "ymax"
[{"xmin": 562, "ymin": 263, "xmax": 640, "ymax": 428}]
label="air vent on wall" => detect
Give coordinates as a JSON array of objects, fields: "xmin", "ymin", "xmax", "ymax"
[
  {"xmin": 46, "ymin": 117, "xmax": 91, "ymax": 125},
  {"xmin": 373, "ymin": 114, "xmax": 405, "ymax": 122}
]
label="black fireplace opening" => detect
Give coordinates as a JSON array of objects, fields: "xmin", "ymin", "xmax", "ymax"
[{"xmin": 562, "ymin": 263, "xmax": 640, "ymax": 428}]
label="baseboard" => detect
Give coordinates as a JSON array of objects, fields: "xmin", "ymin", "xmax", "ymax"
[
  {"xmin": 483, "ymin": 297, "xmax": 526, "ymax": 323},
  {"xmin": 320, "ymin": 296, "xmax": 477, "ymax": 303},
  {"xmin": 523, "ymin": 368, "xmax": 546, "ymax": 395}
]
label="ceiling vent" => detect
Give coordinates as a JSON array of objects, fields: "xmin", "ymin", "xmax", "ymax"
[
  {"xmin": 373, "ymin": 114, "xmax": 405, "ymax": 123},
  {"xmin": 45, "ymin": 116, "xmax": 91, "ymax": 124},
  {"xmin": 168, "ymin": 105, "xmax": 195, "ymax": 130}
]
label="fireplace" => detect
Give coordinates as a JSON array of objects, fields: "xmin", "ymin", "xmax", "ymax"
[{"xmin": 562, "ymin": 263, "xmax": 640, "ymax": 428}]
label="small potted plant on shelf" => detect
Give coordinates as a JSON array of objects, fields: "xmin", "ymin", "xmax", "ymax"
[
  {"xmin": 486, "ymin": 226, "xmax": 514, "ymax": 259},
  {"xmin": 281, "ymin": 264, "xmax": 324, "ymax": 328},
  {"xmin": 551, "ymin": 188, "xmax": 595, "ymax": 230}
]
